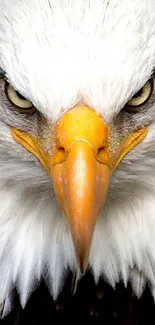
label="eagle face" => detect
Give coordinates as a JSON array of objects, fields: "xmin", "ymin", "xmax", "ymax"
[{"xmin": 0, "ymin": 0, "xmax": 155, "ymax": 316}]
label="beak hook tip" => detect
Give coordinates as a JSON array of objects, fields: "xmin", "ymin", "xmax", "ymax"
[{"xmin": 77, "ymin": 256, "xmax": 89, "ymax": 274}]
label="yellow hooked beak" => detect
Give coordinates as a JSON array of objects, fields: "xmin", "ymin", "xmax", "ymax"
[{"xmin": 11, "ymin": 105, "xmax": 147, "ymax": 272}]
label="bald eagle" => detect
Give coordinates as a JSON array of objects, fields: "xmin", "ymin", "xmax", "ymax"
[{"xmin": 0, "ymin": 0, "xmax": 155, "ymax": 318}]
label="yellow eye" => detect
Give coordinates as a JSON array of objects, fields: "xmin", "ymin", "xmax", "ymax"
[
  {"xmin": 126, "ymin": 78, "xmax": 153, "ymax": 112},
  {"xmin": 5, "ymin": 81, "xmax": 35, "ymax": 113}
]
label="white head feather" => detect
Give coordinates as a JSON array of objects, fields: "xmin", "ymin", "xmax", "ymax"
[{"xmin": 0, "ymin": 0, "xmax": 155, "ymax": 316}]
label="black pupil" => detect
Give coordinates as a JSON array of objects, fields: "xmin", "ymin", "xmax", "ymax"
[
  {"xmin": 16, "ymin": 91, "xmax": 26, "ymax": 100},
  {"xmin": 133, "ymin": 88, "xmax": 143, "ymax": 98}
]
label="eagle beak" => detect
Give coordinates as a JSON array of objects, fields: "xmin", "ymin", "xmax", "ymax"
[
  {"xmin": 51, "ymin": 106, "xmax": 112, "ymax": 272},
  {"xmin": 51, "ymin": 142, "xmax": 111, "ymax": 272},
  {"xmin": 11, "ymin": 105, "xmax": 147, "ymax": 273}
]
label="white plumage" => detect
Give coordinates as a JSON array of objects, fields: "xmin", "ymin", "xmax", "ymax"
[{"xmin": 0, "ymin": 0, "xmax": 155, "ymax": 317}]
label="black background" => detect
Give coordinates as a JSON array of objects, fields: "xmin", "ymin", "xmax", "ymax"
[{"xmin": 0, "ymin": 272, "xmax": 155, "ymax": 325}]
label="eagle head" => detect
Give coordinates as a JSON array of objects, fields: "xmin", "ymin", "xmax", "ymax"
[{"xmin": 0, "ymin": 0, "xmax": 155, "ymax": 316}]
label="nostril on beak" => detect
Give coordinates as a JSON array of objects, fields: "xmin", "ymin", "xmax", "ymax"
[
  {"xmin": 97, "ymin": 147, "xmax": 106, "ymax": 158},
  {"xmin": 96, "ymin": 145, "xmax": 111, "ymax": 166},
  {"xmin": 58, "ymin": 147, "xmax": 65, "ymax": 155},
  {"xmin": 53, "ymin": 147, "xmax": 66, "ymax": 165}
]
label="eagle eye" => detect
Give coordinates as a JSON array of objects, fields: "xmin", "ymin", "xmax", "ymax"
[
  {"xmin": 4, "ymin": 81, "xmax": 35, "ymax": 113},
  {"xmin": 125, "ymin": 78, "xmax": 154, "ymax": 112}
]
